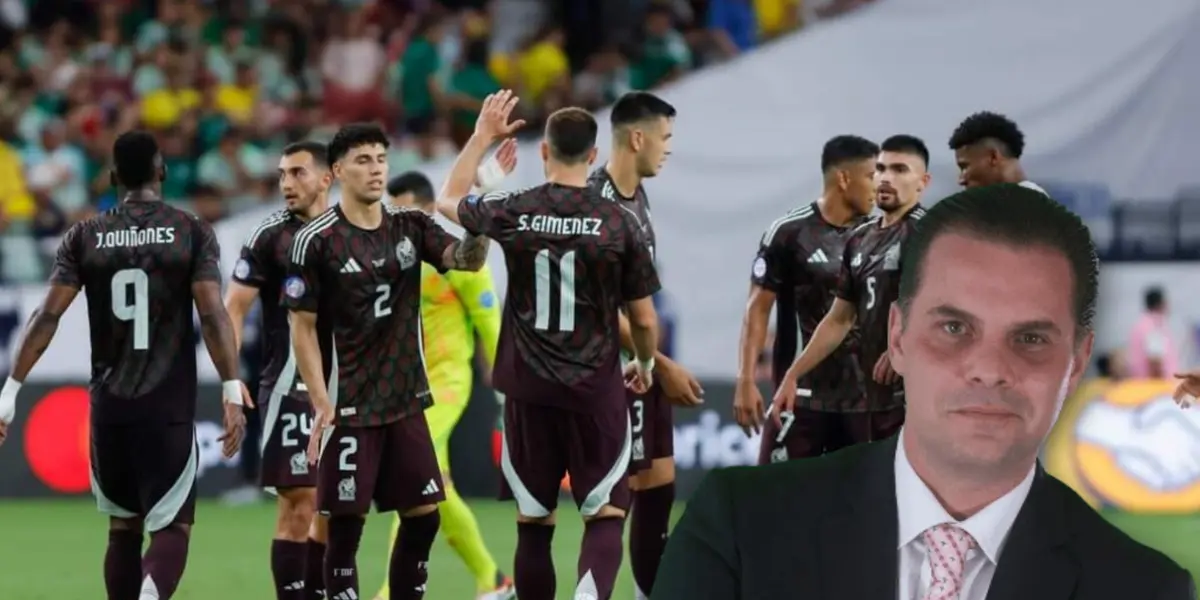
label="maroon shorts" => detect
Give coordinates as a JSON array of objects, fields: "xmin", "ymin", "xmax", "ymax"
[
  {"xmin": 758, "ymin": 406, "xmax": 905, "ymax": 464},
  {"xmin": 317, "ymin": 412, "xmax": 445, "ymax": 515},
  {"xmin": 90, "ymin": 421, "xmax": 198, "ymax": 531},
  {"xmin": 499, "ymin": 398, "xmax": 632, "ymax": 517},
  {"xmin": 259, "ymin": 392, "xmax": 318, "ymax": 492},
  {"xmin": 627, "ymin": 383, "xmax": 674, "ymax": 473}
]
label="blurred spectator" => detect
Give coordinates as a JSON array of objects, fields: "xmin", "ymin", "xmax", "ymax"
[
  {"xmin": 196, "ymin": 127, "xmax": 267, "ymax": 206},
  {"xmin": 754, "ymin": 0, "xmax": 801, "ymax": 40},
  {"xmin": 1095, "ymin": 350, "xmax": 1128, "ymax": 382},
  {"xmin": 515, "ymin": 24, "xmax": 570, "ymax": 121},
  {"xmin": 400, "ymin": 13, "xmax": 447, "ymax": 160},
  {"xmin": 1127, "ymin": 286, "xmax": 1179, "ymax": 379},
  {"xmin": 321, "ymin": 10, "xmax": 389, "ymax": 124},
  {"xmin": 573, "ymin": 45, "xmax": 631, "ymax": 111},
  {"xmin": 707, "ymin": 0, "xmax": 758, "ymax": 53},
  {"xmin": 447, "ymin": 37, "xmax": 501, "ymax": 148},
  {"xmin": 24, "ymin": 119, "xmax": 90, "ymax": 227},
  {"xmin": 632, "ymin": 4, "xmax": 692, "ymax": 90}
]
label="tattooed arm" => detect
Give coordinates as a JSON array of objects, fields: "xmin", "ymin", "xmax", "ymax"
[{"xmin": 442, "ymin": 231, "xmax": 490, "ymax": 271}]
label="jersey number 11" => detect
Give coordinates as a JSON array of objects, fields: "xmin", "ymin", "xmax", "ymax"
[
  {"xmin": 534, "ymin": 249, "xmax": 576, "ymax": 332},
  {"xmin": 111, "ymin": 268, "xmax": 150, "ymax": 350}
]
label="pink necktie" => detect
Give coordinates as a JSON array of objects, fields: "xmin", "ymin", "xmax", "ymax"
[{"xmin": 921, "ymin": 523, "xmax": 977, "ymax": 600}]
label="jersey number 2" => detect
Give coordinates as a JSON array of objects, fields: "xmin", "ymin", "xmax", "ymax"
[
  {"xmin": 534, "ymin": 249, "xmax": 576, "ymax": 332},
  {"xmin": 374, "ymin": 284, "xmax": 392, "ymax": 318},
  {"xmin": 111, "ymin": 268, "xmax": 149, "ymax": 350}
]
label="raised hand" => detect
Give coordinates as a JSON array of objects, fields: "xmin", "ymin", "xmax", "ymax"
[{"xmin": 474, "ymin": 90, "xmax": 527, "ymax": 141}]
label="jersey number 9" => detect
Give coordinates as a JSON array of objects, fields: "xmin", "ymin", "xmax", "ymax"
[{"xmin": 111, "ymin": 268, "xmax": 150, "ymax": 350}]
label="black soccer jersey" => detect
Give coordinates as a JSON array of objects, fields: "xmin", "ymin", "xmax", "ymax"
[
  {"xmin": 751, "ymin": 202, "xmax": 867, "ymax": 412},
  {"xmin": 284, "ymin": 204, "xmax": 459, "ymax": 427},
  {"xmin": 50, "ymin": 198, "xmax": 222, "ymax": 424},
  {"xmin": 457, "ymin": 184, "xmax": 661, "ymax": 413},
  {"xmin": 836, "ymin": 204, "xmax": 924, "ymax": 411},
  {"xmin": 588, "ymin": 167, "xmax": 656, "ymax": 262},
  {"xmin": 233, "ymin": 209, "xmax": 333, "ymax": 397}
]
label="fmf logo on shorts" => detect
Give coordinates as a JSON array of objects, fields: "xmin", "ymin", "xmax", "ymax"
[
  {"xmin": 1045, "ymin": 379, "xmax": 1200, "ymax": 513},
  {"xmin": 20, "ymin": 386, "xmax": 240, "ymax": 494}
]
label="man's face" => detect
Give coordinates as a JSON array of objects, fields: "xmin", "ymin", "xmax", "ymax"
[
  {"xmin": 887, "ymin": 233, "xmax": 1093, "ymax": 475},
  {"xmin": 334, "ymin": 143, "xmax": 388, "ymax": 204},
  {"xmin": 632, "ymin": 116, "xmax": 674, "ymax": 178},
  {"xmin": 875, "ymin": 151, "xmax": 928, "ymax": 213},
  {"xmin": 954, "ymin": 144, "xmax": 1004, "ymax": 188},
  {"xmin": 839, "ymin": 157, "xmax": 877, "ymax": 215},
  {"xmin": 278, "ymin": 151, "xmax": 328, "ymax": 214}
]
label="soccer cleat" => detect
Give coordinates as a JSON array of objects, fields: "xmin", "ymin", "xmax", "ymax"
[{"xmin": 476, "ymin": 573, "xmax": 515, "ymax": 600}]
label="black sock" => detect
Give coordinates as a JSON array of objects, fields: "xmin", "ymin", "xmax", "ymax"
[
  {"xmin": 304, "ymin": 538, "xmax": 326, "ymax": 600},
  {"xmin": 388, "ymin": 511, "xmax": 440, "ymax": 600},
  {"xmin": 141, "ymin": 525, "xmax": 190, "ymax": 599},
  {"xmin": 324, "ymin": 516, "xmax": 364, "ymax": 600},
  {"xmin": 271, "ymin": 539, "xmax": 308, "ymax": 600},
  {"xmin": 630, "ymin": 483, "xmax": 675, "ymax": 596},
  {"xmin": 514, "ymin": 522, "xmax": 556, "ymax": 600},
  {"xmin": 104, "ymin": 529, "xmax": 143, "ymax": 600},
  {"xmin": 577, "ymin": 517, "xmax": 625, "ymax": 600}
]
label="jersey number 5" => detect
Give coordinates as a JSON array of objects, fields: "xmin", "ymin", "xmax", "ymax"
[
  {"xmin": 111, "ymin": 268, "xmax": 150, "ymax": 350},
  {"xmin": 534, "ymin": 249, "xmax": 576, "ymax": 332},
  {"xmin": 865, "ymin": 276, "xmax": 877, "ymax": 310}
]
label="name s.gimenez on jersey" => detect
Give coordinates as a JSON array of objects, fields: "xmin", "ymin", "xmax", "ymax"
[
  {"xmin": 516, "ymin": 214, "xmax": 604, "ymax": 236},
  {"xmin": 94, "ymin": 226, "xmax": 178, "ymax": 249}
]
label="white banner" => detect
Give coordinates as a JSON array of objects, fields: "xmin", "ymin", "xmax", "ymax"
[{"xmin": 1, "ymin": 263, "xmax": 1195, "ymax": 381}]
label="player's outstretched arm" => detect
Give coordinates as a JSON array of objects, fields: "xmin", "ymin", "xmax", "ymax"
[
  {"xmin": 0, "ymin": 285, "xmax": 79, "ymax": 444},
  {"xmin": 0, "ymin": 224, "xmax": 85, "ymax": 441},
  {"xmin": 783, "ymin": 299, "xmax": 856, "ymax": 385},
  {"xmin": 437, "ymin": 89, "xmax": 524, "ymax": 225},
  {"xmin": 734, "ymin": 283, "xmax": 775, "ymax": 435},
  {"xmin": 224, "ymin": 282, "xmax": 259, "ymax": 353}
]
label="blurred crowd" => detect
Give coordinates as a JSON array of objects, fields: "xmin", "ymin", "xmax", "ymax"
[{"xmin": 0, "ymin": 0, "xmax": 874, "ymax": 282}]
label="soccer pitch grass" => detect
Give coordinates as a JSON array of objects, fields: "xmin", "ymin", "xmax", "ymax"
[{"xmin": 2, "ymin": 499, "xmax": 1198, "ymax": 599}]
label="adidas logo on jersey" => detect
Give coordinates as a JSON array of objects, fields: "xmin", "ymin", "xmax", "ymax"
[
  {"xmin": 807, "ymin": 249, "xmax": 830, "ymax": 264},
  {"xmin": 422, "ymin": 479, "xmax": 441, "ymax": 496},
  {"xmin": 340, "ymin": 259, "xmax": 363, "ymax": 274}
]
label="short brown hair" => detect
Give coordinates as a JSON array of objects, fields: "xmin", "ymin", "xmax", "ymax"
[{"xmin": 545, "ymin": 107, "xmax": 597, "ymax": 164}]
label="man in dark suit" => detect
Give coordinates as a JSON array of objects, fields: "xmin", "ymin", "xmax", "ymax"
[{"xmin": 654, "ymin": 184, "xmax": 1196, "ymax": 600}]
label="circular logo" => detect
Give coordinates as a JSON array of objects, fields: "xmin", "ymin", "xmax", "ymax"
[
  {"xmin": 284, "ymin": 276, "xmax": 306, "ymax": 299},
  {"xmin": 479, "ymin": 290, "xmax": 496, "ymax": 309},
  {"xmin": 1046, "ymin": 379, "xmax": 1200, "ymax": 512},
  {"xmin": 751, "ymin": 257, "xmax": 767, "ymax": 279},
  {"xmin": 233, "ymin": 258, "xmax": 251, "ymax": 280},
  {"xmin": 23, "ymin": 386, "xmax": 91, "ymax": 493}
]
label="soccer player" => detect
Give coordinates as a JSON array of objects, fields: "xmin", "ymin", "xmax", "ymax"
[
  {"xmin": 224, "ymin": 140, "xmax": 333, "ymax": 600},
  {"xmin": 769, "ymin": 134, "xmax": 931, "ymax": 443},
  {"xmin": 436, "ymin": 96, "xmax": 661, "ymax": 600},
  {"xmin": 732, "ymin": 135, "xmax": 877, "ymax": 462},
  {"xmin": 285, "ymin": 122, "xmax": 491, "ymax": 600},
  {"xmin": 374, "ymin": 170, "xmax": 515, "ymax": 600},
  {"xmin": 948, "ymin": 110, "xmax": 1047, "ymax": 193},
  {"xmin": 587, "ymin": 91, "xmax": 702, "ymax": 600},
  {"xmin": 0, "ymin": 130, "xmax": 250, "ymax": 600}
]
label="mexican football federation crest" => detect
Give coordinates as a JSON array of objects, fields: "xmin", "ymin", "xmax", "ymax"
[{"xmin": 395, "ymin": 237, "xmax": 416, "ymax": 270}]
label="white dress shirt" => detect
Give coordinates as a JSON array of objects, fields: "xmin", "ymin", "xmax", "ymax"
[{"xmin": 895, "ymin": 430, "xmax": 1036, "ymax": 600}]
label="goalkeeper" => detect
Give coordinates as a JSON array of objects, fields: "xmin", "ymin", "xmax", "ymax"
[{"xmin": 376, "ymin": 171, "xmax": 514, "ymax": 600}]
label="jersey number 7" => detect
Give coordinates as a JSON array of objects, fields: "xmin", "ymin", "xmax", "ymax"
[{"xmin": 534, "ymin": 249, "xmax": 576, "ymax": 332}]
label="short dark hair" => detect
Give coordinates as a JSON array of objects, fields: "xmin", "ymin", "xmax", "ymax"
[
  {"xmin": 880, "ymin": 134, "xmax": 929, "ymax": 167},
  {"xmin": 1144, "ymin": 287, "xmax": 1165, "ymax": 311},
  {"xmin": 387, "ymin": 171, "xmax": 435, "ymax": 204},
  {"xmin": 327, "ymin": 123, "xmax": 390, "ymax": 167},
  {"xmin": 112, "ymin": 130, "xmax": 161, "ymax": 189},
  {"xmin": 282, "ymin": 141, "xmax": 328, "ymax": 168},
  {"xmin": 897, "ymin": 183, "xmax": 1099, "ymax": 336},
  {"xmin": 610, "ymin": 92, "xmax": 676, "ymax": 127},
  {"xmin": 820, "ymin": 135, "xmax": 879, "ymax": 173},
  {"xmin": 545, "ymin": 107, "xmax": 598, "ymax": 164},
  {"xmin": 948, "ymin": 111, "xmax": 1025, "ymax": 158}
]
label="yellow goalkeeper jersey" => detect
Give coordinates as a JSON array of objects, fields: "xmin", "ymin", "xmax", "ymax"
[{"xmin": 420, "ymin": 262, "xmax": 501, "ymax": 376}]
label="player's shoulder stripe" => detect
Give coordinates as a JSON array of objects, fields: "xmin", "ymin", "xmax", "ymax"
[
  {"xmin": 615, "ymin": 202, "xmax": 643, "ymax": 226},
  {"xmin": 761, "ymin": 204, "xmax": 815, "ymax": 244},
  {"xmin": 245, "ymin": 210, "xmax": 291, "ymax": 248},
  {"xmin": 291, "ymin": 208, "xmax": 339, "ymax": 264},
  {"xmin": 908, "ymin": 205, "xmax": 927, "ymax": 220},
  {"xmin": 850, "ymin": 216, "xmax": 880, "ymax": 235}
]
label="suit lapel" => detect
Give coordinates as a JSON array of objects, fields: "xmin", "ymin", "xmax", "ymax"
[
  {"xmin": 985, "ymin": 467, "xmax": 1079, "ymax": 600},
  {"xmin": 817, "ymin": 438, "xmax": 900, "ymax": 600}
]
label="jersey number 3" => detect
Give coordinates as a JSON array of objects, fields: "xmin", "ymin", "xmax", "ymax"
[
  {"xmin": 534, "ymin": 249, "xmax": 576, "ymax": 332},
  {"xmin": 111, "ymin": 268, "xmax": 150, "ymax": 350}
]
